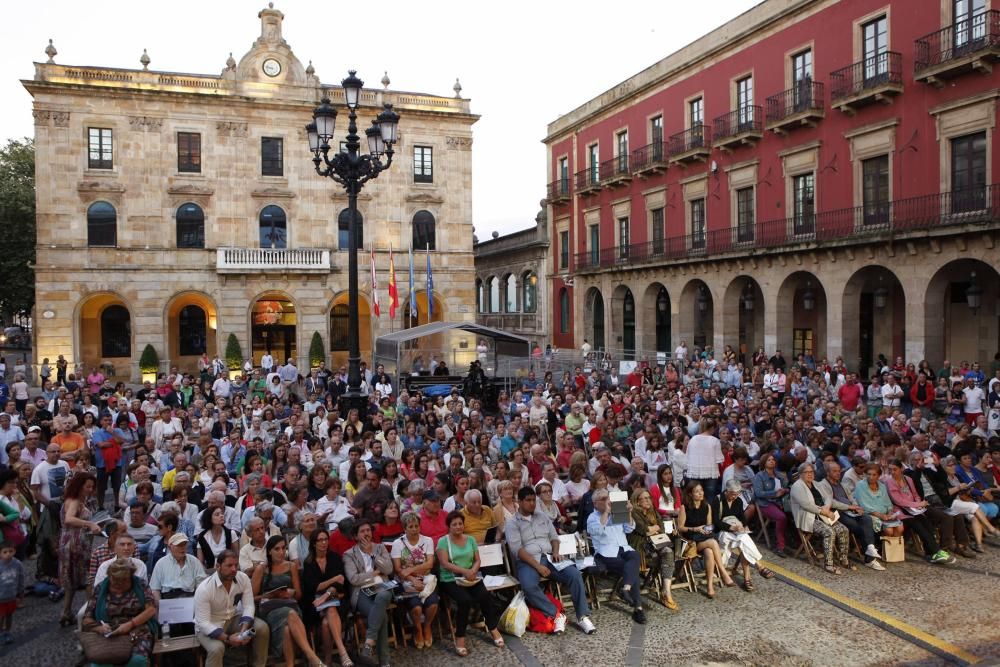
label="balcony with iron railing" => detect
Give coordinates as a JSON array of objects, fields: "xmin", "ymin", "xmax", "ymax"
[
  {"xmin": 667, "ymin": 124, "xmax": 711, "ymax": 165},
  {"xmin": 713, "ymin": 106, "xmax": 764, "ymax": 150},
  {"xmin": 572, "ymin": 183, "xmax": 999, "ymax": 272},
  {"xmin": 575, "ymin": 166, "xmax": 602, "ymax": 196},
  {"xmin": 216, "ymin": 247, "xmax": 331, "ymax": 273},
  {"xmin": 765, "ymin": 81, "xmax": 825, "ymax": 134},
  {"xmin": 599, "ymin": 154, "xmax": 631, "ymax": 187},
  {"xmin": 631, "ymin": 141, "xmax": 669, "ymax": 177},
  {"xmin": 830, "ymin": 51, "xmax": 903, "ymax": 113},
  {"xmin": 547, "ymin": 178, "xmax": 572, "ymax": 204},
  {"xmin": 914, "ymin": 11, "xmax": 1000, "ymax": 85}
]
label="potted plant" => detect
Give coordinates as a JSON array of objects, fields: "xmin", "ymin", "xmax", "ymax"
[
  {"xmin": 309, "ymin": 331, "xmax": 325, "ymax": 369},
  {"xmin": 139, "ymin": 344, "xmax": 159, "ymax": 383},
  {"xmin": 225, "ymin": 333, "xmax": 243, "ymax": 371}
]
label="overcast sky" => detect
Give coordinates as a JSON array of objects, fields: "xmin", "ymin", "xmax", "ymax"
[{"xmin": 4, "ymin": 0, "xmax": 759, "ymax": 237}]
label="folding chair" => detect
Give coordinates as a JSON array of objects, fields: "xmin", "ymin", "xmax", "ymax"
[
  {"xmin": 793, "ymin": 529, "xmax": 820, "ymax": 567},
  {"xmin": 152, "ymin": 597, "xmax": 203, "ymax": 667},
  {"xmin": 752, "ymin": 503, "xmax": 773, "ymax": 549},
  {"xmin": 550, "ymin": 532, "xmax": 597, "ymax": 612}
]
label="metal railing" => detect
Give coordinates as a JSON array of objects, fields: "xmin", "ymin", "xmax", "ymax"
[
  {"xmin": 216, "ymin": 247, "xmax": 331, "ymax": 272},
  {"xmin": 765, "ymin": 81, "xmax": 825, "ymax": 124},
  {"xmin": 830, "ymin": 51, "xmax": 903, "ymax": 101},
  {"xmin": 631, "ymin": 141, "xmax": 669, "ymax": 172},
  {"xmin": 573, "ymin": 184, "xmax": 999, "ymax": 271},
  {"xmin": 599, "ymin": 154, "xmax": 630, "ymax": 181},
  {"xmin": 915, "ymin": 10, "xmax": 1000, "ymax": 71},
  {"xmin": 667, "ymin": 123, "xmax": 711, "ymax": 156},
  {"xmin": 713, "ymin": 106, "xmax": 763, "ymax": 142},
  {"xmin": 547, "ymin": 178, "xmax": 571, "ymax": 201},
  {"xmin": 575, "ymin": 166, "xmax": 601, "ymax": 191}
]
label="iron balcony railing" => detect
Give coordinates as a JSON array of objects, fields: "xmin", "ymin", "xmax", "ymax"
[
  {"xmin": 574, "ymin": 166, "xmax": 601, "ymax": 191},
  {"xmin": 573, "ymin": 183, "xmax": 999, "ymax": 271},
  {"xmin": 830, "ymin": 51, "xmax": 903, "ymax": 101},
  {"xmin": 915, "ymin": 10, "xmax": 1000, "ymax": 71},
  {"xmin": 713, "ymin": 105, "xmax": 763, "ymax": 142},
  {"xmin": 667, "ymin": 123, "xmax": 711, "ymax": 156},
  {"xmin": 599, "ymin": 154, "xmax": 630, "ymax": 181},
  {"xmin": 547, "ymin": 178, "xmax": 571, "ymax": 201},
  {"xmin": 631, "ymin": 141, "xmax": 669, "ymax": 172},
  {"xmin": 765, "ymin": 81, "xmax": 825, "ymax": 124}
]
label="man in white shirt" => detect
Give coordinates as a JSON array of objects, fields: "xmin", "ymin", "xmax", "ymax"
[
  {"xmin": 150, "ymin": 532, "xmax": 207, "ymax": 602},
  {"xmin": 94, "ymin": 534, "xmax": 148, "ymax": 586},
  {"xmin": 212, "ymin": 374, "xmax": 232, "ymax": 400},
  {"xmin": 30, "ymin": 444, "xmax": 70, "ymax": 504},
  {"xmin": 260, "ymin": 353, "xmax": 274, "ymax": 374},
  {"xmin": 962, "ymin": 377, "xmax": 985, "ymax": 425},
  {"xmin": 881, "ymin": 375, "xmax": 904, "ymax": 410},
  {"xmin": 194, "ymin": 550, "xmax": 270, "ymax": 667},
  {"xmin": 0, "ymin": 413, "xmax": 24, "ymax": 467},
  {"xmin": 536, "ymin": 463, "xmax": 569, "ymax": 505},
  {"xmin": 674, "ymin": 341, "xmax": 689, "ymax": 372}
]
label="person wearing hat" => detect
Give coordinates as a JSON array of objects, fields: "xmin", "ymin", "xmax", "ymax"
[
  {"xmin": 150, "ymin": 531, "xmax": 206, "ymax": 608},
  {"xmin": 82, "ymin": 556, "xmax": 158, "ymax": 667}
]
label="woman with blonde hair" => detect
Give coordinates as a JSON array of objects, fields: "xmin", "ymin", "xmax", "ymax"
[{"xmin": 628, "ymin": 487, "xmax": 677, "ymax": 609}]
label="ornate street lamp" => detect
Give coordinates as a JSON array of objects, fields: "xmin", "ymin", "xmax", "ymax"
[
  {"xmin": 657, "ymin": 289, "xmax": 669, "ymax": 314},
  {"xmin": 802, "ymin": 281, "xmax": 815, "ymax": 312},
  {"xmin": 966, "ymin": 271, "xmax": 983, "ymax": 312},
  {"xmin": 741, "ymin": 281, "xmax": 755, "ymax": 311},
  {"xmin": 308, "ymin": 70, "xmax": 400, "ymax": 416},
  {"xmin": 696, "ymin": 286, "xmax": 708, "ymax": 313},
  {"xmin": 873, "ymin": 276, "xmax": 889, "ymax": 309}
]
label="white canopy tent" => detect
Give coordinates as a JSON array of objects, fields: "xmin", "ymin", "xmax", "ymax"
[{"xmin": 374, "ymin": 321, "xmax": 530, "ymax": 379}]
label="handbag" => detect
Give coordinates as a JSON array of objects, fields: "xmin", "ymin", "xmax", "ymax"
[{"xmin": 80, "ymin": 630, "xmax": 134, "ymax": 664}]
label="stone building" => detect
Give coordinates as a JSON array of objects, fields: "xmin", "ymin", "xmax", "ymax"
[
  {"xmin": 473, "ymin": 207, "xmax": 550, "ymax": 350},
  {"xmin": 545, "ymin": 0, "xmax": 1000, "ymax": 375},
  {"xmin": 24, "ymin": 4, "xmax": 478, "ymax": 381}
]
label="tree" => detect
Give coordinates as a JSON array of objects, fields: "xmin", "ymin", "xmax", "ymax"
[
  {"xmin": 139, "ymin": 344, "xmax": 159, "ymax": 375},
  {"xmin": 0, "ymin": 138, "xmax": 35, "ymax": 324},
  {"xmin": 225, "ymin": 333, "xmax": 243, "ymax": 370},
  {"xmin": 309, "ymin": 331, "xmax": 325, "ymax": 368}
]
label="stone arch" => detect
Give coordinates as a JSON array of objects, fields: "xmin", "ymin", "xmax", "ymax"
[
  {"xmin": 75, "ymin": 291, "xmax": 135, "ymax": 381},
  {"xmin": 776, "ymin": 271, "xmax": 828, "ymax": 364},
  {"xmin": 164, "ymin": 291, "xmax": 219, "ymax": 373},
  {"xmin": 328, "ymin": 290, "xmax": 373, "ymax": 371},
  {"xmin": 841, "ymin": 266, "xmax": 906, "ymax": 379},
  {"xmin": 583, "ymin": 287, "xmax": 606, "ymax": 352},
  {"xmin": 249, "ymin": 291, "xmax": 299, "ymax": 368},
  {"xmin": 678, "ymin": 279, "xmax": 714, "ymax": 353},
  {"xmin": 641, "ymin": 282, "xmax": 672, "ymax": 355},
  {"xmin": 722, "ymin": 276, "xmax": 764, "ymax": 365},
  {"xmin": 924, "ymin": 258, "xmax": 1000, "ymax": 368}
]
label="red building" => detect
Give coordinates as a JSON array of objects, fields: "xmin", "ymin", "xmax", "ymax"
[{"xmin": 545, "ymin": 0, "xmax": 1000, "ymax": 373}]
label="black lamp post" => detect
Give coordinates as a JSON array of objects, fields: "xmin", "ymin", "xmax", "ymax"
[{"xmin": 308, "ymin": 70, "xmax": 400, "ymax": 416}]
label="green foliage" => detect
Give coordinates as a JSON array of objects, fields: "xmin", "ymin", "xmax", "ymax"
[
  {"xmin": 139, "ymin": 344, "xmax": 159, "ymax": 374},
  {"xmin": 0, "ymin": 138, "xmax": 35, "ymax": 322},
  {"xmin": 225, "ymin": 333, "xmax": 243, "ymax": 370},
  {"xmin": 309, "ymin": 331, "xmax": 325, "ymax": 368}
]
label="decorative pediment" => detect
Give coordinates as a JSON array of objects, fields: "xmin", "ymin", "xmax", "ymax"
[
  {"xmin": 405, "ymin": 191, "xmax": 444, "ymax": 205},
  {"xmin": 77, "ymin": 180, "xmax": 125, "ymax": 194},
  {"xmin": 251, "ymin": 187, "xmax": 295, "ymax": 199},
  {"xmin": 446, "ymin": 136, "xmax": 473, "ymax": 150},
  {"xmin": 129, "ymin": 116, "xmax": 163, "ymax": 132},
  {"xmin": 216, "ymin": 121, "xmax": 249, "ymax": 137},
  {"xmin": 330, "ymin": 192, "xmax": 373, "ymax": 203},
  {"xmin": 167, "ymin": 184, "xmax": 215, "ymax": 197}
]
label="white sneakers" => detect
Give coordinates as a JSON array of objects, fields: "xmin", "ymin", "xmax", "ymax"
[
  {"xmin": 577, "ymin": 616, "xmax": 596, "ymax": 635},
  {"xmin": 866, "ymin": 559, "xmax": 886, "ymax": 571},
  {"xmin": 554, "ymin": 613, "xmax": 567, "ymax": 634},
  {"xmin": 865, "ymin": 544, "xmax": 881, "ymax": 559}
]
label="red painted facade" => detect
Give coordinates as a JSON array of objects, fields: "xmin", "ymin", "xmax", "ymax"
[{"xmin": 546, "ymin": 0, "xmax": 1000, "ymax": 348}]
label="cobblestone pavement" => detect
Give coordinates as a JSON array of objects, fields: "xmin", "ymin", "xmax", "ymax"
[{"xmin": 4, "ymin": 541, "xmax": 998, "ymax": 667}]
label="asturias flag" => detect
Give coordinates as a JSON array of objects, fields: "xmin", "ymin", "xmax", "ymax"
[
  {"xmin": 370, "ymin": 244, "xmax": 380, "ymax": 317},
  {"xmin": 388, "ymin": 244, "xmax": 399, "ymax": 319}
]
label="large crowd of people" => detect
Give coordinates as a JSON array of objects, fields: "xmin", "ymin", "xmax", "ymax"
[{"xmin": 0, "ymin": 343, "xmax": 999, "ymax": 666}]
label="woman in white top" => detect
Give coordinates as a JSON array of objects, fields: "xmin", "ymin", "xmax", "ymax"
[
  {"xmin": 390, "ymin": 512, "xmax": 439, "ymax": 650},
  {"xmin": 195, "ymin": 506, "xmax": 238, "ymax": 568},
  {"xmin": 315, "ymin": 477, "xmax": 352, "ymax": 530},
  {"xmin": 667, "ymin": 430, "xmax": 688, "ymax": 487},
  {"xmin": 374, "ymin": 373, "xmax": 393, "ymax": 398}
]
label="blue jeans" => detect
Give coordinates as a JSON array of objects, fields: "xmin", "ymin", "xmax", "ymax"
[
  {"xmin": 594, "ymin": 548, "xmax": 641, "ymax": 607},
  {"xmin": 515, "ymin": 556, "xmax": 591, "ymax": 620}
]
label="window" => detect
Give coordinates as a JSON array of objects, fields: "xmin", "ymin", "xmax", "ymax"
[
  {"xmin": 588, "ymin": 144, "xmax": 599, "ymax": 185},
  {"xmin": 559, "ymin": 230, "xmax": 569, "ymax": 270},
  {"xmin": 862, "ymin": 16, "xmax": 889, "ymax": 81},
  {"xmin": 413, "ymin": 146, "xmax": 433, "ymax": 183},
  {"xmin": 616, "ymin": 131, "xmax": 628, "ymax": 172},
  {"xmin": 689, "ymin": 98, "xmax": 704, "ymax": 147},
  {"xmin": 259, "ymin": 204, "xmax": 287, "ymax": 248},
  {"xmin": 690, "ymin": 198, "xmax": 706, "ymax": 249},
  {"xmin": 792, "ymin": 174, "xmax": 815, "ymax": 235},
  {"xmin": 338, "ymin": 208, "xmax": 363, "ymax": 250},
  {"xmin": 558, "ymin": 157, "xmax": 569, "ymax": 195},
  {"xmin": 522, "ymin": 272, "xmax": 537, "ymax": 313},
  {"xmin": 177, "ymin": 132, "xmax": 201, "ymax": 173},
  {"xmin": 618, "ymin": 216, "xmax": 630, "ymax": 258},
  {"xmin": 559, "ymin": 288, "xmax": 569, "ymax": 333},
  {"xmin": 489, "ymin": 277, "xmax": 501, "ymax": 313},
  {"xmin": 87, "ymin": 201, "xmax": 117, "ymax": 247},
  {"xmin": 650, "ymin": 116, "xmax": 664, "ymax": 160},
  {"xmin": 589, "ymin": 224, "xmax": 600, "ymax": 265},
  {"xmin": 651, "ymin": 207, "xmax": 665, "ymax": 254},
  {"xmin": 951, "ymin": 131, "xmax": 987, "ymax": 213},
  {"xmin": 178, "ymin": 305, "xmax": 207, "ymax": 356},
  {"xmin": 793, "ymin": 328, "xmax": 813, "ymax": 359},
  {"xmin": 476, "ymin": 279, "xmax": 485, "ymax": 314},
  {"xmin": 736, "ymin": 187, "xmax": 755, "ymax": 243},
  {"xmin": 176, "ymin": 202, "xmax": 205, "ymax": 248},
  {"xmin": 504, "ymin": 275, "xmax": 518, "ymax": 313},
  {"xmin": 330, "ymin": 305, "xmax": 349, "ymax": 350},
  {"xmin": 88, "ymin": 128, "xmax": 113, "ymax": 170},
  {"xmin": 101, "ymin": 305, "xmax": 131, "ymax": 358},
  {"xmin": 736, "ymin": 76, "xmax": 754, "ymax": 129},
  {"xmin": 792, "ymin": 50, "xmax": 814, "ymax": 110},
  {"xmin": 954, "ymin": 0, "xmax": 987, "ymax": 48},
  {"xmin": 261, "ymin": 137, "xmax": 283, "ymax": 176},
  {"xmin": 862, "ymin": 156, "xmax": 890, "ymax": 225},
  {"xmin": 412, "ymin": 210, "xmax": 436, "ymax": 251}
]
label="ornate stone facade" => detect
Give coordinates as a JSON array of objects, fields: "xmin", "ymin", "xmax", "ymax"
[{"xmin": 25, "ymin": 5, "xmax": 478, "ymax": 380}]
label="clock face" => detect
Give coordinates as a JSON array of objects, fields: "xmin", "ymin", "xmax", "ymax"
[{"xmin": 262, "ymin": 58, "xmax": 281, "ymax": 77}]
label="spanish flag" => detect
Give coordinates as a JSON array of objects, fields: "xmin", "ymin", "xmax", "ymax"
[{"xmin": 388, "ymin": 244, "xmax": 399, "ymax": 319}]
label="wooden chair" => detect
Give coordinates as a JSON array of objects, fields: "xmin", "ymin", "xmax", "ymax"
[
  {"xmin": 793, "ymin": 529, "xmax": 820, "ymax": 566},
  {"xmin": 752, "ymin": 503, "xmax": 773, "ymax": 549}
]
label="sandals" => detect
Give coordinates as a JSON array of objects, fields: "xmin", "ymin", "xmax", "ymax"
[
  {"xmin": 338, "ymin": 654, "xmax": 354, "ymax": 667},
  {"xmin": 840, "ymin": 561, "xmax": 858, "ymax": 572},
  {"xmin": 455, "ymin": 646, "xmax": 469, "ymax": 657},
  {"xmin": 661, "ymin": 595, "xmax": 679, "ymax": 611},
  {"xmin": 59, "ymin": 615, "xmax": 74, "ymax": 628},
  {"xmin": 743, "ymin": 580, "xmax": 755, "ymax": 592},
  {"xmin": 492, "ymin": 635, "xmax": 506, "ymax": 649},
  {"xmin": 705, "ymin": 589, "xmax": 716, "ymax": 600},
  {"xmin": 824, "ymin": 565, "xmax": 843, "ymax": 575},
  {"xmin": 758, "ymin": 567, "xmax": 775, "ymax": 579}
]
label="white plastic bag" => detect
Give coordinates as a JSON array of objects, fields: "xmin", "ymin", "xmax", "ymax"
[{"xmin": 499, "ymin": 591, "xmax": 529, "ymax": 637}]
